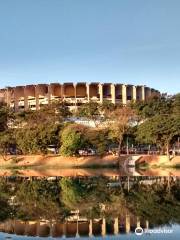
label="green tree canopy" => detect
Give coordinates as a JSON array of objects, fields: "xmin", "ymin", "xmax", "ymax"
[
  {"xmin": 15, "ymin": 122, "xmax": 61, "ymax": 154},
  {"xmin": 60, "ymin": 124, "xmax": 88, "ymax": 156},
  {"xmin": 136, "ymin": 115, "xmax": 180, "ymax": 157},
  {"xmin": 131, "ymin": 96, "xmax": 173, "ymax": 119}
]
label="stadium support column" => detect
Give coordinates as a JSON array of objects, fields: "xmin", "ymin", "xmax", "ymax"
[
  {"xmin": 61, "ymin": 84, "xmax": 64, "ymax": 101},
  {"xmin": 141, "ymin": 86, "xmax": 145, "ymax": 101},
  {"xmin": 35, "ymin": 86, "xmax": 40, "ymax": 110},
  {"xmin": 125, "ymin": 213, "xmax": 130, "ymax": 233},
  {"xmin": 62, "ymin": 222, "xmax": 67, "ymax": 238},
  {"xmin": 122, "ymin": 84, "xmax": 127, "ymax": 105},
  {"xmin": 132, "ymin": 86, "xmax": 137, "ymax": 102},
  {"xmin": 114, "ymin": 218, "xmax": 119, "ymax": 235},
  {"xmin": 36, "ymin": 221, "xmax": 40, "ymax": 237},
  {"xmin": 24, "ymin": 87, "xmax": 29, "ymax": 111},
  {"xmin": 111, "ymin": 84, "xmax": 116, "ymax": 104},
  {"xmin": 47, "ymin": 85, "xmax": 52, "ymax": 104},
  {"xmin": 101, "ymin": 218, "xmax": 106, "ymax": 236},
  {"xmin": 145, "ymin": 220, "xmax": 149, "ymax": 230},
  {"xmin": 14, "ymin": 90, "xmax": 19, "ymax": 112},
  {"xmin": 74, "ymin": 83, "xmax": 77, "ymax": 107},
  {"xmin": 148, "ymin": 88, "xmax": 152, "ymax": 99},
  {"xmin": 136, "ymin": 217, "xmax": 140, "ymax": 228},
  {"xmin": 49, "ymin": 222, "xmax": 53, "ymax": 238},
  {"xmin": 145, "ymin": 87, "xmax": 151, "ymax": 100},
  {"xmin": 5, "ymin": 88, "xmax": 11, "ymax": 107},
  {"xmin": 89, "ymin": 219, "xmax": 93, "ymax": 237},
  {"xmin": 86, "ymin": 83, "xmax": 90, "ymax": 102},
  {"xmin": 99, "ymin": 83, "xmax": 103, "ymax": 104}
]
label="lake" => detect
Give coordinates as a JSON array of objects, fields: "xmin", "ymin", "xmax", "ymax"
[{"xmin": 0, "ymin": 176, "xmax": 180, "ymax": 239}]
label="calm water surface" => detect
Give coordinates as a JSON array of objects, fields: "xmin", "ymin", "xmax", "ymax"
[{"xmin": 0, "ymin": 176, "xmax": 179, "ymax": 239}]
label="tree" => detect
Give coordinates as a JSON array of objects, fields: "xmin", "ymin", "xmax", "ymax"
[
  {"xmin": 0, "ymin": 130, "xmax": 16, "ymax": 159},
  {"xmin": 60, "ymin": 124, "xmax": 88, "ymax": 156},
  {"xmin": 0, "ymin": 105, "xmax": 15, "ymax": 159},
  {"xmin": 0, "ymin": 104, "xmax": 12, "ymax": 131},
  {"xmin": 172, "ymin": 93, "xmax": 180, "ymax": 116},
  {"xmin": 131, "ymin": 96, "xmax": 172, "ymax": 120},
  {"xmin": 0, "ymin": 179, "xmax": 12, "ymax": 221},
  {"xmin": 13, "ymin": 100, "xmax": 71, "ymax": 129},
  {"xmin": 85, "ymin": 128, "xmax": 110, "ymax": 155},
  {"xmin": 99, "ymin": 100, "xmax": 117, "ymax": 116},
  {"xmin": 59, "ymin": 178, "xmax": 84, "ymax": 209},
  {"xmin": 0, "ymin": 106, "xmax": 8, "ymax": 132},
  {"xmin": 75, "ymin": 101, "xmax": 102, "ymax": 127},
  {"xmin": 15, "ymin": 122, "xmax": 61, "ymax": 154},
  {"xmin": 50, "ymin": 100, "xmax": 72, "ymax": 118},
  {"xmin": 14, "ymin": 180, "xmax": 61, "ymax": 220},
  {"xmin": 107, "ymin": 106, "xmax": 135, "ymax": 156},
  {"xmin": 12, "ymin": 103, "xmax": 67, "ymax": 154},
  {"xmin": 136, "ymin": 115, "xmax": 180, "ymax": 159}
]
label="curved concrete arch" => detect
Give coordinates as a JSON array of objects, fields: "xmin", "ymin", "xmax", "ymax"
[
  {"xmin": 126, "ymin": 85, "xmax": 133, "ymax": 101},
  {"xmin": 78, "ymin": 222, "xmax": 89, "ymax": 236},
  {"xmin": 35, "ymin": 84, "xmax": 48, "ymax": 96},
  {"xmin": 63, "ymin": 83, "xmax": 75, "ymax": 98},
  {"xmin": 92, "ymin": 220, "xmax": 102, "ymax": 236},
  {"xmin": 24, "ymin": 85, "xmax": 35, "ymax": 98},
  {"xmin": 37, "ymin": 222, "xmax": 50, "ymax": 237},
  {"xmin": 51, "ymin": 223, "xmax": 64, "ymax": 238},
  {"xmin": 102, "ymin": 83, "xmax": 112, "ymax": 101},
  {"xmin": 14, "ymin": 86, "xmax": 25, "ymax": 99},
  {"xmin": 25, "ymin": 222, "xmax": 38, "ymax": 236},
  {"xmin": 136, "ymin": 86, "xmax": 144, "ymax": 101},
  {"xmin": 66, "ymin": 222, "xmax": 77, "ymax": 237},
  {"xmin": 49, "ymin": 83, "xmax": 62, "ymax": 97},
  {"xmin": 89, "ymin": 83, "xmax": 99, "ymax": 98},
  {"xmin": 145, "ymin": 87, "xmax": 151, "ymax": 100},
  {"xmin": 115, "ymin": 84, "xmax": 123, "ymax": 101},
  {"xmin": 76, "ymin": 83, "xmax": 87, "ymax": 98},
  {"xmin": 14, "ymin": 221, "xmax": 26, "ymax": 235}
]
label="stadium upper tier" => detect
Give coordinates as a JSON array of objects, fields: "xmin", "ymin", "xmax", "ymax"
[{"xmin": 0, "ymin": 82, "xmax": 160, "ymax": 111}]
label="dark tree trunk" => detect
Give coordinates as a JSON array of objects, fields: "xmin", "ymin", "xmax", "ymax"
[
  {"xmin": 118, "ymin": 132, "xmax": 124, "ymax": 157},
  {"xmin": 118, "ymin": 140, "xmax": 122, "ymax": 157},
  {"xmin": 166, "ymin": 141, "xmax": 170, "ymax": 160}
]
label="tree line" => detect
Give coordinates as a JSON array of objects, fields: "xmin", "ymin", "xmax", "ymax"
[{"xmin": 0, "ymin": 93, "xmax": 179, "ymax": 158}]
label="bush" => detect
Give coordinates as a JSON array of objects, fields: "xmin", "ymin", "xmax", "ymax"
[
  {"xmin": 15, "ymin": 123, "xmax": 61, "ymax": 154},
  {"xmin": 60, "ymin": 124, "xmax": 88, "ymax": 156}
]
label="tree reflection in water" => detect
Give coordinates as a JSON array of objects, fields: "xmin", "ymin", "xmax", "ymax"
[{"xmin": 0, "ymin": 176, "xmax": 179, "ymax": 238}]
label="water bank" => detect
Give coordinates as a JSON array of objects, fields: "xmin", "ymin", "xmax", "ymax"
[
  {"xmin": 0, "ymin": 166, "xmax": 180, "ymax": 177},
  {"xmin": 0, "ymin": 154, "xmax": 179, "ymax": 169},
  {"xmin": 136, "ymin": 155, "xmax": 180, "ymax": 168},
  {"xmin": 0, "ymin": 154, "xmax": 120, "ymax": 169}
]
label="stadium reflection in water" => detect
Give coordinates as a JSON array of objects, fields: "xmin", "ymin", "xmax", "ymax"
[{"xmin": 0, "ymin": 176, "xmax": 180, "ymax": 239}]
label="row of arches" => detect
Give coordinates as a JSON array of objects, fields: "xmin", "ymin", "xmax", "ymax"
[
  {"xmin": 0, "ymin": 215, "xmax": 149, "ymax": 238},
  {"xmin": 1, "ymin": 83, "xmax": 160, "ymax": 111}
]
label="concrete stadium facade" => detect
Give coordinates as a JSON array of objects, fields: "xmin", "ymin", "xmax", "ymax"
[
  {"xmin": 0, "ymin": 82, "xmax": 160, "ymax": 111},
  {"xmin": 0, "ymin": 215, "xmax": 148, "ymax": 237}
]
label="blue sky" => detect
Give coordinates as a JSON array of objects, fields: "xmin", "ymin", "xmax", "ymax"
[{"xmin": 0, "ymin": 0, "xmax": 180, "ymax": 94}]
